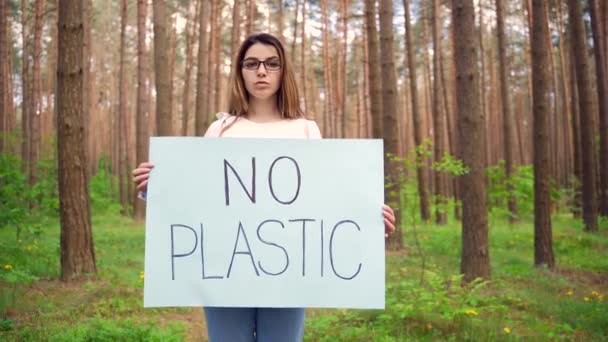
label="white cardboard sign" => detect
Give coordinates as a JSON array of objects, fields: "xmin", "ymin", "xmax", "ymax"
[{"xmin": 143, "ymin": 137, "xmax": 385, "ymax": 309}]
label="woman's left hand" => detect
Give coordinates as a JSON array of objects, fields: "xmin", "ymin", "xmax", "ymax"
[{"xmin": 383, "ymin": 204, "xmax": 396, "ymax": 238}]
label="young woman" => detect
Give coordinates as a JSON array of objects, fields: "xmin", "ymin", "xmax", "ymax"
[{"xmin": 133, "ymin": 33, "xmax": 396, "ymax": 342}]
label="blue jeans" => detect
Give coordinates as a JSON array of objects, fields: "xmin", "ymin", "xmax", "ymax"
[{"xmin": 203, "ymin": 307, "xmax": 305, "ymax": 342}]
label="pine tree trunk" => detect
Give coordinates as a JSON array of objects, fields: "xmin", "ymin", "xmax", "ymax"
[
  {"xmin": 195, "ymin": 0, "xmax": 209, "ymax": 136},
  {"xmin": 246, "ymin": 0, "xmax": 254, "ymax": 36},
  {"xmin": 321, "ymin": 0, "xmax": 333, "ymax": 137},
  {"xmin": 57, "ymin": 0, "xmax": 96, "ymax": 280},
  {"xmin": 496, "ymin": 0, "xmax": 518, "ymax": 222},
  {"xmin": 569, "ymin": 45, "xmax": 582, "ymax": 217},
  {"xmin": 214, "ymin": 1, "xmax": 223, "ymax": 113},
  {"xmin": 589, "ymin": 0, "xmax": 608, "ymax": 216},
  {"xmin": 453, "ymin": 0, "xmax": 490, "ymax": 281},
  {"xmin": 21, "ymin": 0, "xmax": 30, "ymax": 175},
  {"xmin": 403, "ymin": 0, "xmax": 430, "ymax": 222},
  {"xmin": 153, "ymin": 0, "xmax": 172, "ymax": 136},
  {"xmin": 206, "ymin": 0, "xmax": 216, "ymax": 116},
  {"xmin": 364, "ymin": 0, "xmax": 382, "ymax": 139},
  {"xmin": 300, "ymin": 0, "xmax": 307, "ymax": 113},
  {"xmin": 531, "ymin": 0, "xmax": 555, "ymax": 268},
  {"xmin": 432, "ymin": 0, "xmax": 447, "ymax": 225},
  {"xmin": 182, "ymin": 0, "xmax": 197, "ymax": 136},
  {"xmin": 568, "ymin": 0, "xmax": 599, "ymax": 231},
  {"xmin": 555, "ymin": 1, "xmax": 573, "ymax": 190},
  {"xmin": 231, "ymin": 0, "xmax": 241, "ymax": 60},
  {"xmin": 478, "ymin": 0, "xmax": 488, "ymax": 167},
  {"xmin": 379, "ymin": 0, "xmax": 402, "ymax": 250},
  {"xmin": 291, "ymin": 0, "xmax": 299, "ymax": 58},
  {"xmin": 277, "ymin": 0, "xmax": 283, "ymax": 42},
  {"xmin": 29, "ymin": 0, "xmax": 45, "ymax": 189},
  {"xmin": 118, "ymin": 0, "xmax": 129, "ymax": 215},
  {"xmin": 0, "ymin": 0, "xmax": 6, "ymax": 152},
  {"xmin": 134, "ymin": 0, "xmax": 149, "ymax": 220}
]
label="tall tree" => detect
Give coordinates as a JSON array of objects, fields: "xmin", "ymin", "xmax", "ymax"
[
  {"xmin": 134, "ymin": 0, "xmax": 149, "ymax": 220},
  {"xmin": 379, "ymin": 0, "xmax": 402, "ymax": 250},
  {"xmin": 21, "ymin": 0, "xmax": 30, "ymax": 175},
  {"xmin": 589, "ymin": 0, "xmax": 608, "ymax": 216},
  {"xmin": 246, "ymin": 0, "xmax": 254, "ymax": 36},
  {"xmin": 496, "ymin": 0, "xmax": 518, "ymax": 222},
  {"xmin": 231, "ymin": 0, "xmax": 241, "ymax": 60},
  {"xmin": 568, "ymin": 0, "xmax": 599, "ymax": 231},
  {"xmin": 364, "ymin": 0, "xmax": 382, "ymax": 139},
  {"xmin": 118, "ymin": 0, "xmax": 128, "ymax": 213},
  {"xmin": 403, "ymin": 0, "xmax": 431, "ymax": 222},
  {"xmin": 153, "ymin": 0, "xmax": 172, "ymax": 136},
  {"xmin": 431, "ymin": 0, "xmax": 447, "ymax": 225},
  {"xmin": 181, "ymin": 0, "xmax": 198, "ymax": 136},
  {"xmin": 57, "ymin": 0, "xmax": 96, "ymax": 280},
  {"xmin": 195, "ymin": 0, "xmax": 209, "ymax": 135},
  {"xmin": 0, "ymin": 0, "xmax": 6, "ymax": 152},
  {"xmin": 29, "ymin": 0, "xmax": 45, "ymax": 188},
  {"xmin": 531, "ymin": 0, "xmax": 555, "ymax": 268},
  {"xmin": 453, "ymin": 0, "xmax": 490, "ymax": 281},
  {"xmin": 300, "ymin": 0, "xmax": 307, "ymax": 112}
]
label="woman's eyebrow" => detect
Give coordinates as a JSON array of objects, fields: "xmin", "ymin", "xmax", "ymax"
[{"xmin": 243, "ymin": 55, "xmax": 279, "ymax": 60}]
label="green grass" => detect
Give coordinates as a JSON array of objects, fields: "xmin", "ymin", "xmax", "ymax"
[{"xmin": 1, "ymin": 207, "xmax": 607, "ymax": 341}]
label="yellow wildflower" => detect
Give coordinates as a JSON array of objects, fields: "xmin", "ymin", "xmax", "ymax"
[
  {"xmin": 3, "ymin": 264, "xmax": 13, "ymax": 270},
  {"xmin": 140, "ymin": 271, "xmax": 145, "ymax": 280},
  {"xmin": 599, "ymin": 295, "xmax": 604, "ymax": 301},
  {"xmin": 503, "ymin": 327, "xmax": 511, "ymax": 334},
  {"xmin": 565, "ymin": 289, "xmax": 573, "ymax": 296},
  {"xmin": 465, "ymin": 309, "xmax": 478, "ymax": 316},
  {"xmin": 584, "ymin": 297, "xmax": 590, "ymax": 302}
]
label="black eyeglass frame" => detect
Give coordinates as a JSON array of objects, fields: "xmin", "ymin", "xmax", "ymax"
[{"xmin": 240, "ymin": 57, "xmax": 282, "ymax": 71}]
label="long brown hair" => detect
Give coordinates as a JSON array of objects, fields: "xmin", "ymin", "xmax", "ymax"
[{"xmin": 227, "ymin": 33, "xmax": 303, "ymax": 119}]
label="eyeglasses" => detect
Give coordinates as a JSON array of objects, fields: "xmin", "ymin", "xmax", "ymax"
[{"xmin": 241, "ymin": 57, "xmax": 282, "ymax": 71}]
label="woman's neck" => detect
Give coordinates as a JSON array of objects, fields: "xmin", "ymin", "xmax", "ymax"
[{"xmin": 247, "ymin": 96, "xmax": 282, "ymax": 123}]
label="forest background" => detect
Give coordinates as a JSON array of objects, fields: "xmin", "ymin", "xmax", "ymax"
[{"xmin": 0, "ymin": 0, "xmax": 607, "ymax": 340}]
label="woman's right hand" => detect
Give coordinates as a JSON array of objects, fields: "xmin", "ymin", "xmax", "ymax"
[{"xmin": 133, "ymin": 162, "xmax": 154, "ymax": 192}]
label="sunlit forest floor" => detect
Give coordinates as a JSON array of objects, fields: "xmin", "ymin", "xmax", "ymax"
[{"xmin": 1, "ymin": 205, "xmax": 607, "ymax": 341}]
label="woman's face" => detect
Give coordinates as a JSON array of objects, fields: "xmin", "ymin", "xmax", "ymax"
[{"xmin": 241, "ymin": 43, "xmax": 282, "ymax": 101}]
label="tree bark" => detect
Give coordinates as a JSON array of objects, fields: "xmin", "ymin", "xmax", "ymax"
[
  {"xmin": 21, "ymin": 0, "xmax": 30, "ymax": 175},
  {"xmin": 496, "ymin": 0, "xmax": 518, "ymax": 222},
  {"xmin": 231, "ymin": 0, "xmax": 241, "ymax": 60},
  {"xmin": 118, "ymin": 0, "xmax": 128, "ymax": 214},
  {"xmin": 300, "ymin": 0, "xmax": 307, "ymax": 113},
  {"xmin": 432, "ymin": 0, "xmax": 447, "ymax": 225},
  {"xmin": 321, "ymin": 0, "xmax": 333, "ymax": 137},
  {"xmin": 291, "ymin": 0, "xmax": 299, "ymax": 58},
  {"xmin": 364, "ymin": 0, "xmax": 382, "ymax": 139},
  {"xmin": 195, "ymin": 0, "xmax": 209, "ymax": 136},
  {"xmin": 453, "ymin": 0, "xmax": 490, "ymax": 281},
  {"xmin": 568, "ymin": 0, "xmax": 599, "ymax": 231},
  {"xmin": 379, "ymin": 0, "xmax": 402, "ymax": 250},
  {"xmin": 403, "ymin": 0, "xmax": 430, "ymax": 222},
  {"xmin": 134, "ymin": 0, "xmax": 150, "ymax": 220},
  {"xmin": 29, "ymin": 0, "xmax": 45, "ymax": 189},
  {"xmin": 0, "ymin": 0, "xmax": 6, "ymax": 152},
  {"xmin": 153, "ymin": 0, "xmax": 172, "ymax": 136},
  {"xmin": 57, "ymin": 0, "xmax": 96, "ymax": 280},
  {"xmin": 569, "ymin": 43, "xmax": 582, "ymax": 217},
  {"xmin": 246, "ymin": 0, "xmax": 254, "ymax": 36},
  {"xmin": 589, "ymin": 0, "xmax": 608, "ymax": 216},
  {"xmin": 214, "ymin": 1, "xmax": 223, "ymax": 113},
  {"xmin": 531, "ymin": 0, "xmax": 555, "ymax": 268},
  {"xmin": 182, "ymin": 0, "xmax": 198, "ymax": 136}
]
